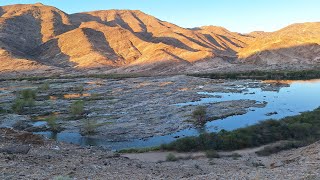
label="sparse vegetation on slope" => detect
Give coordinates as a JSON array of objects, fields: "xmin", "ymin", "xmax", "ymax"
[
  {"xmin": 69, "ymin": 100, "xmax": 85, "ymax": 116},
  {"xmin": 45, "ymin": 115, "xmax": 61, "ymax": 133}
]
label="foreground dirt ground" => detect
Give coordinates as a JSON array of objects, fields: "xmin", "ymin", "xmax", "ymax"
[{"xmin": 0, "ymin": 128, "xmax": 319, "ymax": 180}]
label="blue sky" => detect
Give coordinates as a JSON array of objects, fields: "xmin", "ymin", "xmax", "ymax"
[{"xmin": 0, "ymin": 0, "xmax": 319, "ymax": 33}]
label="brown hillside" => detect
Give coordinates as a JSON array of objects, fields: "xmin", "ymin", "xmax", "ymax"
[
  {"xmin": 238, "ymin": 22, "xmax": 320, "ymax": 64},
  {"xmin": 0, "ymin": 3, "xmax": 319, "ymax": 74}
]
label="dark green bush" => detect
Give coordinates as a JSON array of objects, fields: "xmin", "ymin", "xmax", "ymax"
[
  {"xmin": 20, "ymin": 89, "xmax": 36, "ymax": 100},
  {"xmin": 81, "ymin": 119, "xmax": 97, "ymax": 135},
  {"xmin": 192, "ymin": 106, "xmax": 207, "ymax": 125},
  {"xmin": 11, "ymin": 89, "xmax": 36, "ymax": 114},
  {"xmin": 45, "ymin": 115, "xmax": 61, "ymax": 132},
  {"xmin": 70, "ymin": 100, "xmax": 84, "ymax": 116}
]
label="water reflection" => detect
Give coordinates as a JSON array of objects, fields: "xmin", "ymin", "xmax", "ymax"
[{"xmin": 263, "ymin": 79, "xmax": 320, "ymax": 85}]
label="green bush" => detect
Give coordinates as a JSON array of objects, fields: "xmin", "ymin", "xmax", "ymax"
[
  {"xmin": 70, "ymin": 100, "xmax": 84, "ymax": 116},
  {"xmin": 192, "ymin": 106, "xmax": 207, "ymax": 125},
  {"xmin": 81, "ymin": 119, "xmax": 97, "ymax": 135},
  {"xmin": 45, "ymin": 115, "xmax": 60, "ymax": 132},
  {"xmin": 11, "ymin": 89, "xmax": 36, "ymax": 114},
  {"xmin": 117, "ymin": 146, "xmax": 161, "ymax": 153},
  {"xmin": 20, "ymin": 89, "xmax": 36, "ymax": 100}
]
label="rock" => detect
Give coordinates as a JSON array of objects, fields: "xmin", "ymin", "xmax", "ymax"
[
  {"xmin": 265, "ymin": 112, "xmax": 278, "ymax": 116},
  {"xmin": 12, "ymin": 121, "xmax": 32, "ymax": 130},
  {"xmin": 0, "ymin": 145, "xmax": 31, "ymax": 154},
  {"xmin": 270, "ymin": 161, "xmax": 284, "ymax": 168},
  {"xmin": 24, "ymin": 125, "xmax": 49, "ymax": 132}
]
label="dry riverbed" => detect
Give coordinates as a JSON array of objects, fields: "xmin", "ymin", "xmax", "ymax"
[{"xmin": 0, "ymin": 75, "xmax": 285, "ymax": 144}]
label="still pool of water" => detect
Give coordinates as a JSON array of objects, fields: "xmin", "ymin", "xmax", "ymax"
[{"xmin": 36, "ymin": 79, "xmax": 320, "ymax": 151}]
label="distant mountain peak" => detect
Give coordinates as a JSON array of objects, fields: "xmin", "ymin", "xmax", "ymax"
[{"xmin": 34, "ymin": 2, "xmax": 45, "ymax": 6}]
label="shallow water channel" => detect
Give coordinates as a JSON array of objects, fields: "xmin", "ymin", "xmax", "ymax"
[{"xmin": 35, "ymin": 79, "xmax": 320, "ymax": 151}]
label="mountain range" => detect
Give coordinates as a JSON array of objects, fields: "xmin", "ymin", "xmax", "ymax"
[{"xmin": 0, "ymin": 3, "xmax": 319, "ymax": 75}]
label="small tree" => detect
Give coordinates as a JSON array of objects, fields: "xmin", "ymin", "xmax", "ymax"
[
  {"xmin": 81, "ymin": 119, "xmax": 97, "ymax": 135},
  {"xmin": 20, "ymin": 89, "xmax": 36, "ymax": 100},
  {"xmin": 11, "ymin": 89, "xmax": 36, "ymax": 114},
  {"xmin": 192, "ymin": 106, "xmax": 207, "ymax": 125},
  {"xmin": 45, "ymin": 115, "xmax": 60, "ymax": 132},
  {"xmin": 70, "ymin": 100, "xmax": 84, "ymax": 116}
]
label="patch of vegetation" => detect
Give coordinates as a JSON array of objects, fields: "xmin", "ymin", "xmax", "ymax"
[
  {"xmin": 20, "ymin": 89, "xmax": 36, "ymax": 99},
  {"xmin": 160, "ymin": 108, "xmax": 320, "ymax": 152},
  {"xmin": 69, "ymin": 100, "xmax": 84, "ymax": 116},
  {"xmin": 166, "ymin": 153, "xmax": 178, "ymax": 161},
  {"xmin": 255, "ymin": 141, "xmax": 307, "ymax": 156},
  {"xmin": 189, "ymin": 69, "xmax": 320, "ymax": 80},
  {"xmin": 0, "ymin": 107, "xmax": 8, "ymax": 114},
  {"xmin": 45, "ymin": 115, "xmax": 61, "ymax": 133},
  {"xmin": 205, "ymin": 150, "xmax": 220, "ymax": 158},
  {"xmin": 118, "ymin": 146, "xmax": 161, "ymax": 153},
  {"xmin": 80, "ymin": 119, "xmax": 98, "ymax": 135},
  {"xmin": 11, "ymin": 89, "xmax": 37, "ymax": 114},
  {"xmin": 192, "ymin": 106, "xmax": 207, "ymax": 125}
]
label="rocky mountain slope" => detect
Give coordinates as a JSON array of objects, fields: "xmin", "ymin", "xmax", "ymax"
[
  {"xmin": 238, "ymin": 22, "xmax": 320, "ymax": 65},
  {"xmin": 0, "ymin": 3, "xmax": 319, "ymax": 74}
]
